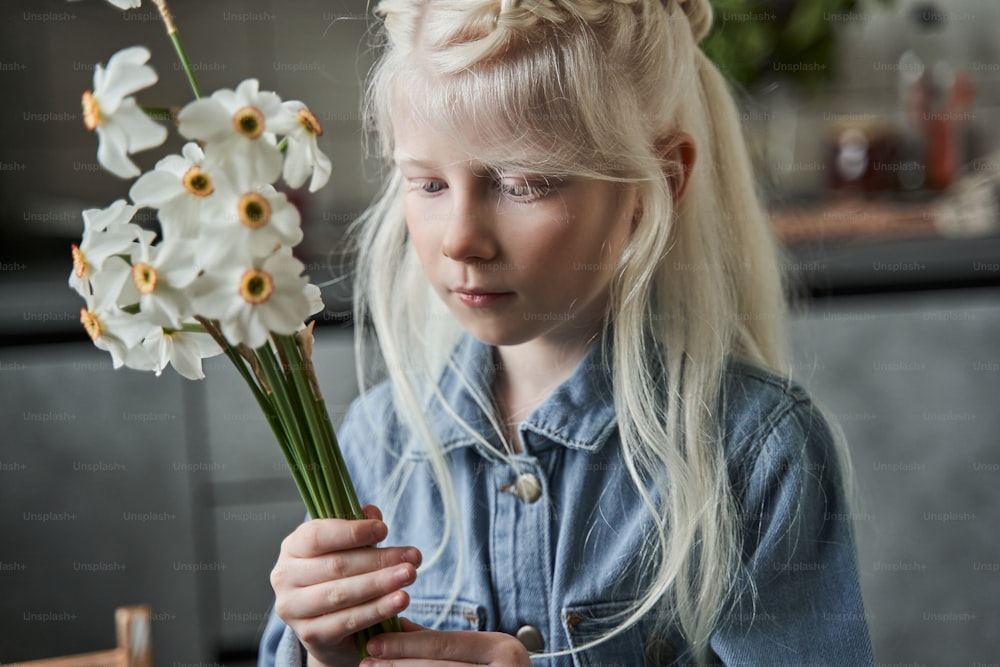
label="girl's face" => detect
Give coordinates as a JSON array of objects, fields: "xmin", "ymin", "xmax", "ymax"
[{"xmin": 394, "ymin": 110, "xmax": 637, "ymax": 350}]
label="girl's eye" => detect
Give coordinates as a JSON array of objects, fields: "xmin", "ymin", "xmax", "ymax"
[
  {"xmin": 407, "ymin": 179, "xmax": 446, "ymax": 195},
  {"xmin": 496, "ymin": 177, "xmax": 550, "ymax": 202}
]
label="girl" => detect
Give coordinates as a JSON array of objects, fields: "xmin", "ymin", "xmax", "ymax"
[{"xmin": 260, "ymin": 0, "xmax": 873, "ymax": 665}]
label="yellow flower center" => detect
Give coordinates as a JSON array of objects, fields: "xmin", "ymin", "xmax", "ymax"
[
  {"xmin": 82, "ymin": 91, "xmax": 102, "ymax": 131},
  {"xmin": 80, "ymin": 308, "xmax": 101, "ymax": 341},
  {"xmin": 71, "ymin": 244, "xmax": 87, "ymax": 279},
  {"xmin": 239, "ymin": 269, "xmax": 274, "ymax": 305},
  {"xmin": 182, "ymin": 166, "xmax": 215, "ymax": 197},
  {"xmin": 233, "ymin": 106, "xmax": 265, "ymax": 139},
  {"xmin": 132, "ymin": 262, "xmax": 158, "ymax": 295},
  {"xmin": 238, "ymin": 192, "xmax": 272, "ymax": 228},
  {"xmin": 297, "ymin": 108, "xmax": 323, "ymax": 136}
]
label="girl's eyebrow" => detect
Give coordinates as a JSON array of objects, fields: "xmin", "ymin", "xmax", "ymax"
[
  {"xmin": 393, "ymin": 154, "xmax": 436, "ymax": 168},
  {"xmin": 394, "ymin": 154, "xmax": 496, "ymax": 177}
]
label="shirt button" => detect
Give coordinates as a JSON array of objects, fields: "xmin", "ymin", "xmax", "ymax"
[
  {"xmin": 515, "ymin": 624, "xmax": 544, "ymax": 652},
  {"xmin": 510, "ymin": 472, "xmax": 542, "ymax": 503}
]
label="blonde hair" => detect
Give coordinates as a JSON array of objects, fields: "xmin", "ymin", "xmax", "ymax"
[{"xmin": 350, "ymin": 0, "xmax": 790, "ymax": 661}]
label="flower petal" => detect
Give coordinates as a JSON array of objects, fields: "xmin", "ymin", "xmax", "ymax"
[
  {"xmin": 180, "ymin": 142, "xmax": 206, "ymax": 164},
  {"xmin": 304, "ymin": 283, "xmax": 324, "ymax": 316},
  {"xmin": 167, "ymin": 335, "xmax": 208, "ymax": 380},
  {"xmin": 259, "ymin": 289, "xmax": 308, "ymax": 335},
  {"xmin": 205, "ymin": 139, "xmax": 283, "ymax": 187},
  {"xmin": 130, "ymin": 168, "xmax": 183, "ymax": 207},
  {"xmin": 98, "ymin": 47, "xmax": 158, "ymax": 113},
  {"xmin": 105, "ymin": 45, "xmax": 154, "ymax": 70},
  {"xmin": 178, "ymin": 98, "xmax": 233, "ymax": 143},
  {"xmin": 168, "ymin": 331, "xmax": 222, "ymax": 380},
  {"xmin": 83, "ymin": 199, "xmax": 137, "ymax": 232},
  {"xmin": 113, "ymin": 99, "xmax": 168, "ymax": 152},
  {"xmin": 95, "ymin": 125, "xmax": 141, "ymax": 179},
  {"xmin": 282, "ymin": 140, "xmax": 312, "ymax": 189},
  {"xmin": 153, "ymin": 152, "xmax": 194, "ymax": 177},
  {"xmin": 267, "ymin": 198, "xmax": 304, "ymax": 247},
  {"xmin": 122, "ymin": 340, "xmax": 158, "ymax": 372},
  {"xmin": 233, "ymin": 79, "xmax": 261, "ymax": 107},
  {"xmin": 82, "ymin": 228, "xmax": 141, "ymax": 267},
  {"xmin": 308, "ymin": 149, "xmax": 332, "ymax": 193}
]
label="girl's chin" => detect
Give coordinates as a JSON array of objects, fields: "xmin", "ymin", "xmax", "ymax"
[{"xmin": 455, "ymin": 318, "xmax": 538, "ymax": 348}]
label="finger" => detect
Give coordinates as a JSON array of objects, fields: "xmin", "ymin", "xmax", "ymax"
[
  {"xmin": 360, "ymin": 659, "xmax": 470, "ymax": 667},
  {"xmin": 293, "ymin": 589, "xmax": 411, "ymax": 647},
  {"xmin": 366, "ymin": 629, "xmax": 475, "ymax": 660},
  {"xmin": 362, "ymin": 504, "xmax": 383, "ymax": 521},
  {"xmin": 283, "ymin": 517, "xmax": 388, "ymax": 558},
  {"xmin": 279, "ymin": 560, "xmax": 417, "ymax": 619},
  {"xmin": 398, "ymin": 617, "xmax": 429, "ymax": 632},
  {"xmin": 366, "ymin": 630, "xmax": 528, "ymax": 664},
  {"xmin": 273, "ymin": 545, "xmax": 421, "ymax": 588}
]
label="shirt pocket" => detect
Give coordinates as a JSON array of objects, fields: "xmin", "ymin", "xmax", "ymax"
[
  {"xmin": 561, "ymin": 600, "xmax": 679, "ymax": 667},
  {"xmin": 404, "ymin": 597, "xmax": 488, "ymax": 632}
]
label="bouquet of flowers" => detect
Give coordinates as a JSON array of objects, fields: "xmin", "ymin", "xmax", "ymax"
[{"xmin": 68, "ymin": 0, "xmax": 399, "ymax": 655}]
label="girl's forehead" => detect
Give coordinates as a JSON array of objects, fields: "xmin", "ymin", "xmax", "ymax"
[
  {"xmin": 389, "ymin": 104, "xmax": 559, "ymax": 172},
  {"xmin": 383, "ymin": 63, "xmax": 631, "ymax": 179}
]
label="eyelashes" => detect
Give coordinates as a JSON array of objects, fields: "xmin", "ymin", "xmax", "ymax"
[
  {"xmin": 496, "ymin": 177, "xmax": 551, "ymax": 202},
  {"xmin": 407, "ymin": 180, "xmax": 445, "ymax": 194},
  {"xmin": 405, "ymin": 174, "xmax": 556, "ymax": 203}
]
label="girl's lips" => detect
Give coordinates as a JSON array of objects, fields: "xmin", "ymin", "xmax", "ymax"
[{"xmin": 453, "ymin": 289, "xmax": 513, "ymax": 308}]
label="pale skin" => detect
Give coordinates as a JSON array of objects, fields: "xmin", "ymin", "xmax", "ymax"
[{"xmin": 269, "ymin": 109, "xmax": 695, "ymax": 665}]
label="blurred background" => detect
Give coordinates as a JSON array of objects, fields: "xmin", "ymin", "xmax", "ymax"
[{"xmin": 1, "ymin": 0, "xmax": 998, "ymax": 664}]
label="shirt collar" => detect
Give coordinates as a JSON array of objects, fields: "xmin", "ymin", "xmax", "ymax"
[{"xmin": 424, "ymin": 331, "xmax": 618, "ymax": 457}]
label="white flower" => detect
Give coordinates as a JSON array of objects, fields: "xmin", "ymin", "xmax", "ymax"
[
  {"xmin": 79, "ymin": 256, "xmax": 157, "ymax": 369},
  {"xmin": 304, "ymin": 283, "xmax": 325, "ymax": 317},
  {"xmin": 199, "ymin": 177, "xmax": 303, "ymax": 266},
  {"xmin": 177, "ymin": 79, "xmax": 284, "ymax": 186},
  {"xmin": 82, "ymin": 46, "xmax": 167, "ymax": 179},
  {"xmin": 192, "ymin": 248, "xmax": 314, "ymax": 349},
  {"xmin": 130, "ymin": 143, "xmax": 220, "ymax": 240},
  {"xmin": 126, "ymin": 237, "xmax": 200, "ymax": 328},
  {"xmin": 273, "ymin": 101, "xmax": 332, "ymax": 192},
  {"xmin": 142, "ymin": 326, "xmax": 223, "ymax": 380},
  {"xmin": 69, "ymin": 199, "xmax": 152, "ymax": 297}
]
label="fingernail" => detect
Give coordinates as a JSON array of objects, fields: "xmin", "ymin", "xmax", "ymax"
[
  {"xmin": 403, "ymin": 547, "xmax": 422, "ymax": 565},
  {"xmin": 367, "ymin": 638, "xmax": 384, "ymax": 657},
  {"xmin": 394, "ymin": 564, "xmax": 413, "ymax": 584}
]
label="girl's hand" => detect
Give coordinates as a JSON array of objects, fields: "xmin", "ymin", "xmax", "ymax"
[
  {"xmin": 360, "ymin": 618, "xmax": 533, "ymax": 667},
  {"xmin": 269, "ymin": 505, "xmax": 422, "ymax": 667}
]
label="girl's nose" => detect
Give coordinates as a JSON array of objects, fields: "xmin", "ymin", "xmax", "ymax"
[{"xmin": 441, "ymin": 191, "xmax": 499, "ymax": 262}]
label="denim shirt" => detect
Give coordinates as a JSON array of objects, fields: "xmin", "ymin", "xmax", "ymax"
[{"xmin": 259, "ymin": 332, "xmax": 873, "ymax": 666}]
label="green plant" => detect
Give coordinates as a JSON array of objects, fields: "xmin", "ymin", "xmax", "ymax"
[{"xmin": 703, "ymin": 0, "xmax": 893, "ymax": 90}]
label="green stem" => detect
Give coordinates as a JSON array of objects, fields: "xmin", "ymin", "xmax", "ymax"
[
  {"xmin": 244, "ymin": 367, "xmax": 319, "ymax": 520},
  {"xmin": 278, "ymin": 336, "xmax": 402, "ymax": 643},
  {"xmin": 169, "ymin": 30, "xmax": 203, "ymax": 99},
  {"xmin": 270, "ymin": 339, "xmax": 333, "ymax": 516},
  {"xmin": 152, "ymin": 0, "xmax": 202, "ymax": 99},
  {"xmin": 193, "ymin": 318, "xmax": 318, "ymax": 518},
  {"xmin": 257, "ymin": 342, "xmax": 332, "ymax": 518},
  {"xmin": 276, "ymin": 335, "xmax": 352, "ymax": 518},
  {"xmin": 315, "ymin": 390, "xmax": 363, "ymax": 517}
]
